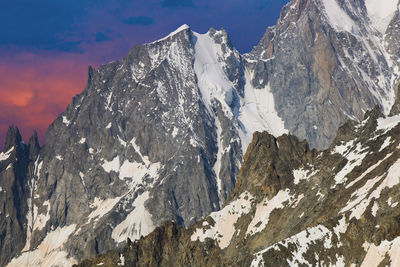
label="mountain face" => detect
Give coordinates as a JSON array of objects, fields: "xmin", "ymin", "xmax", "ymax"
[
  {"xmin": 2, "ymin": 0, "xmax": 400, "ymax": 266},
  {"xmin": 6, "ymin": 25, "xmax": 288, "ymax": 265},
  {"xmin": 0, "ymin": 128, "xmax": 39, "ymax": 266},
  {"xmin": 248, "ymin": 0, "xmax": 400, "ymax": 149},
  {"xmin": 77, "ymin": 106, "xmax": 400, "ymax": 266}
]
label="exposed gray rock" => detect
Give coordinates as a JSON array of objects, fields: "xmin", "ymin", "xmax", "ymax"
[
  {"xmin": 0, "ymin": 127, "xmax": 39, "ymax": 266},
  {"xmin": 8, "ymin": 25, "xmax": 250, "ymax": 265},
  {"xmin": 248, "ymin": 0, "xmax": 400, "ymax": 149},
  {"xmin": 77, "ymin": 100, "xmax": 400, "ymax": 267}
]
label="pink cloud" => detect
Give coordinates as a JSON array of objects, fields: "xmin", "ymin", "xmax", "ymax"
[{"xmin": 0, "ymin": 54, "xmax": 89, "ymax": 147}]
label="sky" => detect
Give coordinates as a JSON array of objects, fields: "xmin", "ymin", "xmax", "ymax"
[{"xmin": 0, "ymin": 0, "xmax": 288, "ymax": 147}]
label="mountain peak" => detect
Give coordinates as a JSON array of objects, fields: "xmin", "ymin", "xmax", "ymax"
[
  {"xmin": 152, "ymin": 24, "xmax": 191, "ymax": 43},
  {"xmin": 4, "ymin": 126, "xmax": 22, "ymax": 151},
  {"xmin": 28, "ymin": 130, "xmax": 40, "ymax": 160}
]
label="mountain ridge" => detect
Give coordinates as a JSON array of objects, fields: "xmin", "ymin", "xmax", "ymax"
[{"xmin": 76, "ymin": 105, "xmax": 400, "ymax": 266}]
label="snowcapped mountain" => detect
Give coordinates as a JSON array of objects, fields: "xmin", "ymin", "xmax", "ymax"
[
  {"xmin": 250, "ymin": 0, "xmax": 400, "ymax": 149},
  {"xmin": 1, "ymin": 0, "xmax": 400, "ymax": 266},
  {"xmin": 3, "ymin": 25, "xmax": 288, "ymax": 266},
  {"xmin": 77, "ymin": 103, "xmax": 400, "ymax": 266}
]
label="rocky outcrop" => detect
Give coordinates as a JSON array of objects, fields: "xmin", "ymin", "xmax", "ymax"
[
  {"xmin": 231, "ymin": 132, "xmax": 315, "ymax": 199},
  {"xmin": 75, "ymin": 106, "xmax": 400, "ymax": 266},
  {"xmin": 390, "ymin": 84, "xmax": 400, "ymax": 116},
  {"xmin": 0, "ymin": 127, "xmax": 39, "ymax": 266}
]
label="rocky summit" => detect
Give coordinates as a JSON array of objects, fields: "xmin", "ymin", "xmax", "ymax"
[
  {"xmin": 77, "ymin": 106, "xmax": 400, "ymax": 266},
  {"xmin": 1, "ymin": 0, "xmax": 400, "ymax": 266}
]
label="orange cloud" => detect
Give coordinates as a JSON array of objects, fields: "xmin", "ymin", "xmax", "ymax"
[{"xmin": 0, "ymin": 55, "xmax": 89, "ymax": 146}]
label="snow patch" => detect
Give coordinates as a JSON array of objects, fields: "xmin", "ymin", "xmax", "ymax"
[
  {"xmin": 102, "ymin": 156, "xmax": 120, "ymax": 173},
  {"xmin": 365, "ymin": 0, "xmax": 398, "ymax": 34},
  {"xmin": 62, "ymin": 116, "xmax": 71, "ymax": 126},
  {"xmin": 321, "ymin": 0, "xmax": 360, "ymax": 34},
  {"xmin": 333, "ymin": 140, "xmax": 354, "ymax": 155},
  {"xmin": 8, "ymin": 224, "xmax": 77, "ymax": 267},
  {"xmin": 119, "ymin": 254, "xmax": 125, "ymax": 266},
  {"xmin": 371, "ymin": 201, "xmax": 379, "ymax": 216},
  {"xmin": 252, "ymin": 224, "xmax": 334, "ymax": 267},
  {"xmin": 238, "ymin": 79, "xmax": 288, "ymax": 151},
  {"xmin": 88, "ymin": 197, "xmax": 121, "ymax": 223},
  {"xmin": 388, "ymin": 197, "xmax": 398, "ymax": 207},
  {"xmin": 362, "ymin": 236, "xmax": 400, "ymax": 267},
  {"xmin": 112, "ymin": 192, "xmax": 155, "ymax": 243},
  {"xmin": 119, "ymin": 159, "xmax": 161, "ymax": 187},
  {"xmin": 152, "ymin": 24, "xmax": 190, "ymax": 44},
  {"xmin": 377, "ymin": 115, "xmax": 400, "ymax": 131},
  {"xmin": 32, "ymin": 200, "xmax": 51, "ymax": 232},
  {"xmin": 191, "ymin": 192, "xmax": 253, "ymax": 249},
  {"xmin": 101, "ymin": 140, "xmax": 161, "ymax": 190},
  {"xmin": 213, "ymin": 118, "xmax": 229, "ymax": 204},
  {"xmin": 193, "ymin": 30, "xmax": 236, "ymax": 117},
  {"xmin": 0, "ymin": 147, "xmax": 14, "ymax": 161},
  {"xmin": 293, "ymin": 167, "xmax": 317, "ymax": 184},
  {"xmin": 333, "ymin": 142, "xmax": 368, "ymax": 186},
  {"xmin": 246, "ymin": 189, "xmax": 303, "ymax": 235},
  {"xmin": 193, "ymin": 29, "xmax": 287, "ymax": 154},
  {"xmin": 342, "ymin": 158, "xmax": 400, "ymax": 219},
  {"xmin": 346, "ymin": 152, "xmax": 392, "ymax": 189},
  {"xmin": 171, "ymin": 126, "xmax": 179, "ymax": 138},
  {"xmin": 333, "ymin": 216, "xmax": 348, "ymax": 236}
]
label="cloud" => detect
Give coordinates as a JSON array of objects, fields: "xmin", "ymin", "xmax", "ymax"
[
  {"xmin": 161, "ymin": 0, "xmax": 194, "ymax": 8},
  {"xmin": 0, "ymin": 56, "xmax": 88, "ymax": 146},
  {"xmin": 122, "ymin": 16, "xmax": 154, "ymax": 26}
]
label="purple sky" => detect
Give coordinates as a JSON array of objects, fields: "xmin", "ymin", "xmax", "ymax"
[{"xmin": 0, "ymin": 0, "xmax": 289, "ymax": 146}]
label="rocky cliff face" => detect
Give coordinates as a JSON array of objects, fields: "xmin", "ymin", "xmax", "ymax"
[
  {"xmin": 0, "ymin": 127, "xmax": 39, "ymax": 266},
  {"xmin": 77, "ymin": 107, "xmax": 400, "ymax": 266},
  {"xmin": 248, "ymin": 0, "xmax": 400, "ymax": 149},
  {"xmin": 3, "ymin": 0, "xmax": 400, "ymax": 266},
  {"xmin": 6, "ymin": 25, "xmax": 288, "ymax": 265}
]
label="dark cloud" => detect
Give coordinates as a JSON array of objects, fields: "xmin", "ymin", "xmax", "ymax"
[
  {"xmin": 0, "ymin": 0, "xmax": 90, "ymax": 48},
  {"xmin": 122, "ymin": 16, "xmax": 154, "ymax": 26},
  {"xmin": 95, "ymin": 32, "xmax": 113, "ymax": 42},
  {"xmin": 162, "ymin": 0, "xmax": 194, "ymax": 8}
]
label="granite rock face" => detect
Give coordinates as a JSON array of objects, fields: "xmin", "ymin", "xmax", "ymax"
[
  {"xmin": 248, "ymin": 0, "xmax": 400, "ymax": 149},
  {"xmin": 77, "ymin": 106, "xmax": 400, "ymax": 267},
  {"xmin": 7, "ymin": 25, "xmax": 285, "ymax": 265},
  {"xmin": 0, "ymin": 127, "xmax": 39, "ymax": 266}
]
